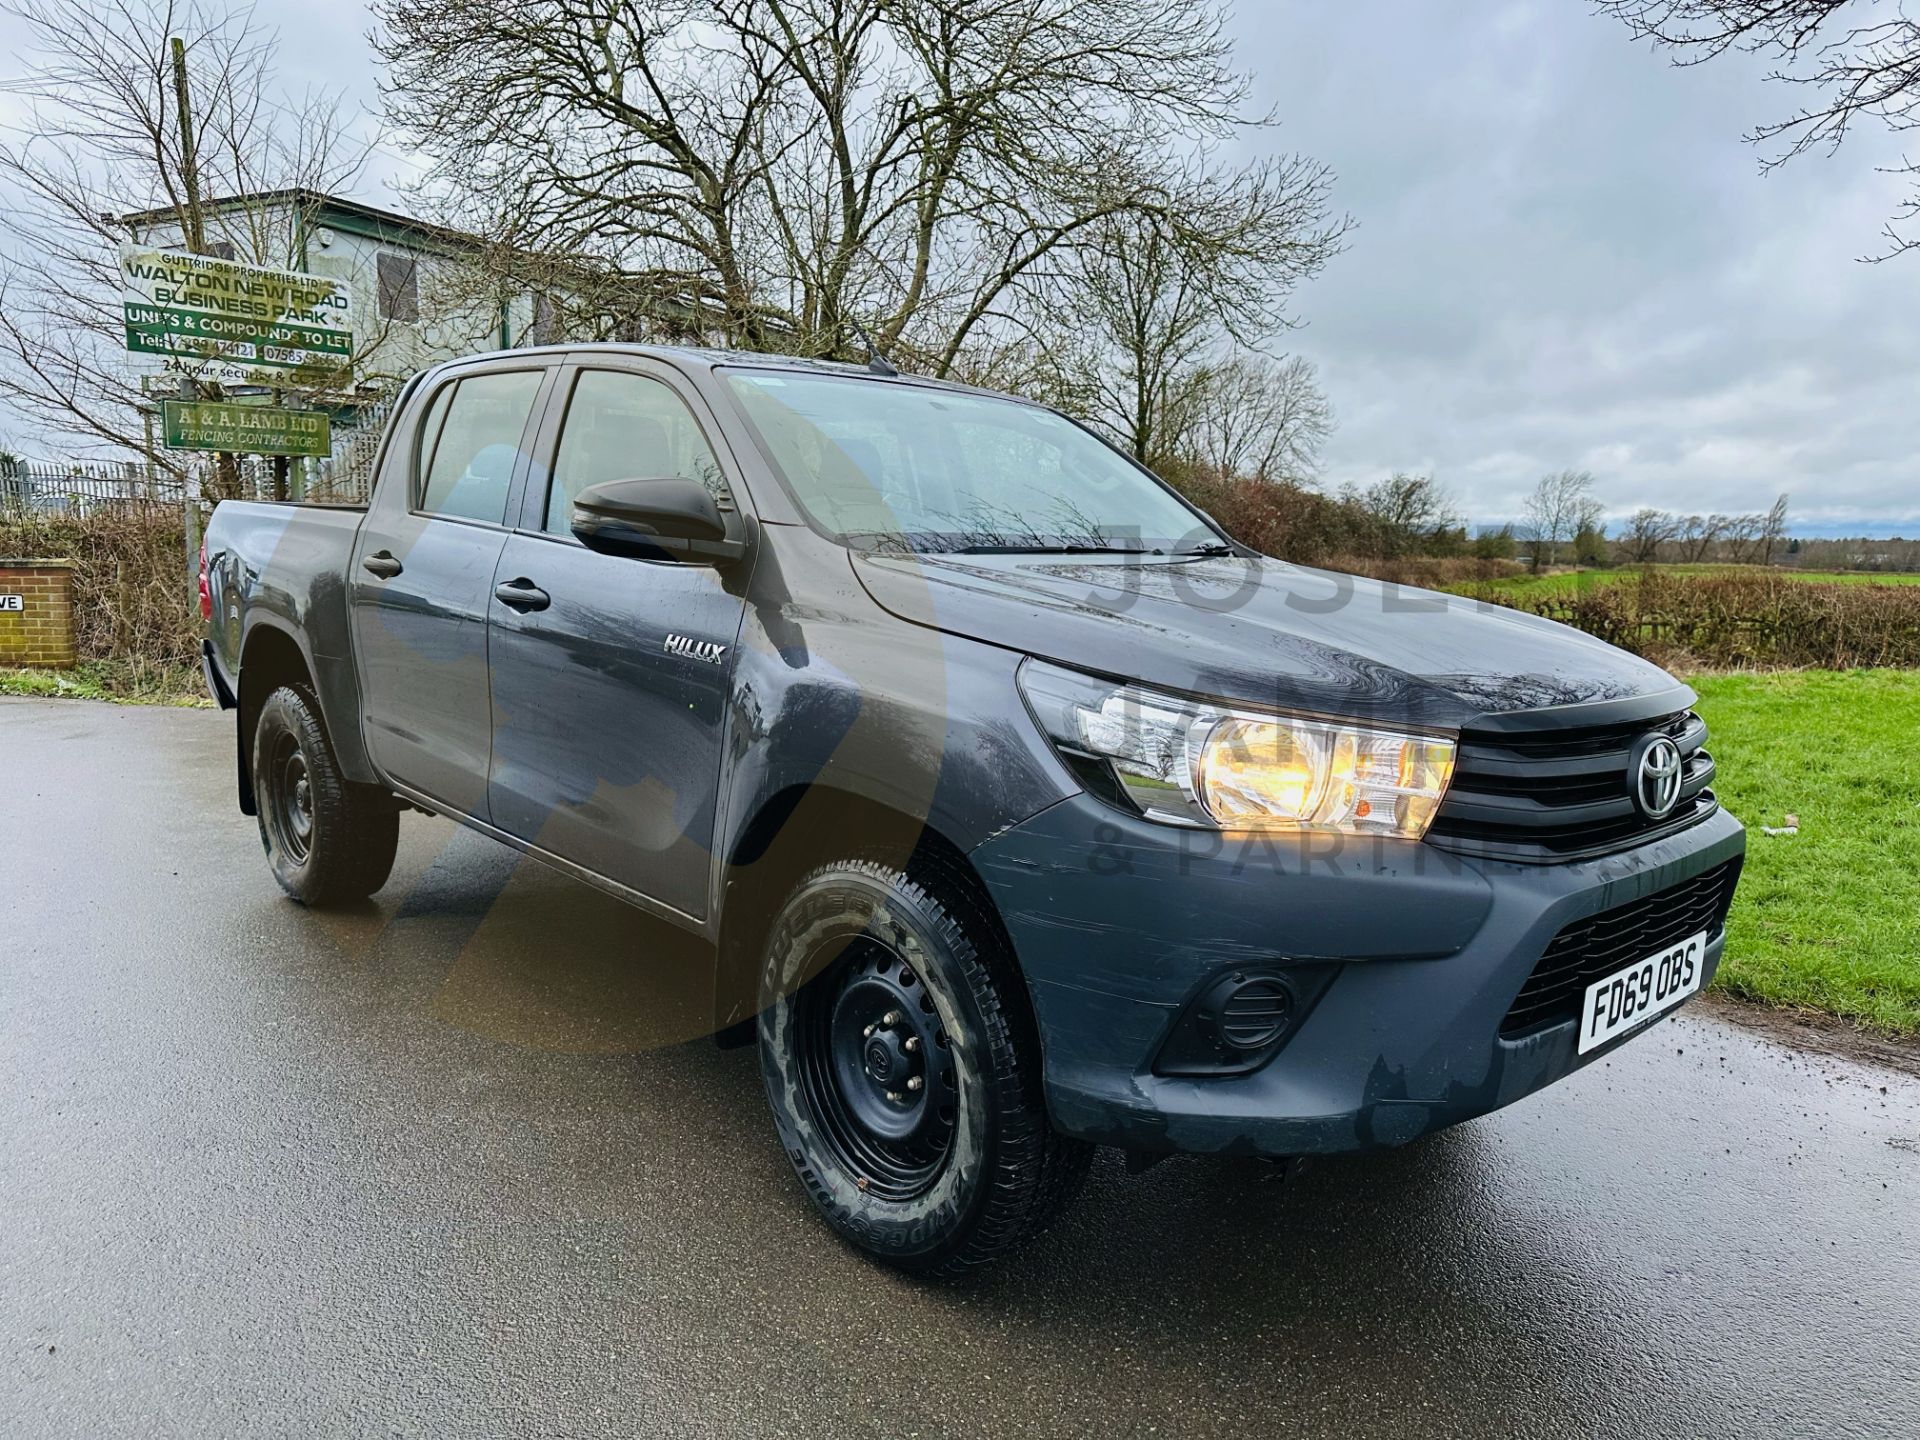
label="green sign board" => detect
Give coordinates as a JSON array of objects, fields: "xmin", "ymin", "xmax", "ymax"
[
  {"xmin": 161, "ymin": 400, "xmax": 332, "ymax": 458},
  {"xmin": 121, "ymin": 246, "xmax": 354, "ymax": 391}
]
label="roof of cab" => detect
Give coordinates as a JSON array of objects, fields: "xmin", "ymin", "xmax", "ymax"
[{"xmin": 423, "ymin": 341, "xmax": 1021, "ymax": 403}]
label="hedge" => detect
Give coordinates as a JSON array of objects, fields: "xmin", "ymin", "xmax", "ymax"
[
  {"xmin": 0, "ymin": 507, "xmax": 200, "ymax": 675},
  {"xmin": 1457, "ymin": 570, "xmax": 1920, "ymax": 670}
]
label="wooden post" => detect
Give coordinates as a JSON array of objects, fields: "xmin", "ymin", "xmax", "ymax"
[
  {"xmin": 183, "ymin": 487, "xmax": 201, "ymax": 606},
  {"xmin": 141, "ymin": 407, "xmax": 158, "ymax": 498},
  {"xmin": 169, "ymin": 37, "xmax": 205, "ymax": 254},
  {"xmin": 169, "ymin": 36, "xmax": 241, "ymax": 497}
]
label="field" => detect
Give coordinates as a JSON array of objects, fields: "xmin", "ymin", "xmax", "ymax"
[
  {"xmin": 1467, "ymin": 564, "xmax": 1920, "ymax": 600},
  {"xmin": 1693, "ymin": 669, "xmax": 1920, "ymax": 1035}
]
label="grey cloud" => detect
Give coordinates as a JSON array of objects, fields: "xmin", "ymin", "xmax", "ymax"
[{"xmin": 1237, "ymin": 0, "xmax": 1920, "ymax": 527}]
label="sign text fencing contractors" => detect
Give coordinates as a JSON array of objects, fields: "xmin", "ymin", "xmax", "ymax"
[
  {"xmin": 161, "ymin": 400, "xmax": 332, "ymax": 458},
  {"xmin": 121, "ymin": 246, "xmax": 354, "ymax": 391}
]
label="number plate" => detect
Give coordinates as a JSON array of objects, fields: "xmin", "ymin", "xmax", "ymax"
[{"xmin": 1577, "ymin": 930, "xmax": 1707, "ymax": 1054}]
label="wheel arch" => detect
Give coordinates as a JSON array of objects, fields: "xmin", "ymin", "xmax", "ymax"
[
  {"xmin": 712, "ymin": 783, "xmax": 1029, "ymax": 1048},
  {"xmin": 234, "ymin": 620, "xmax": 318, "ymax": 816}
]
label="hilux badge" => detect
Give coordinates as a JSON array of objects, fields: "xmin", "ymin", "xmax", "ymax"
[{"xmin": 665, "ymin": 633, "xmax": 727, "ymax": 665}]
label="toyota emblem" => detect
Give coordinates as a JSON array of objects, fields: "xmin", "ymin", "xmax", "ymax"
[{"xmin": 1633, "ymin": 734, "xmax": 1684, "ymax": 820}]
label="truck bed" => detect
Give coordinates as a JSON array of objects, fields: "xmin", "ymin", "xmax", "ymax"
[{"xmin": 202, "ymin": 498, "xmax": 368, "ymax": 725}]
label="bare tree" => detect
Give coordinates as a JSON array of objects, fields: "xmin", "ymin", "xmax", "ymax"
[
  {"xmin": 371, "ymin": 0, "xmax": 1339, "ymax": 371},
  {"xmin": 1522, "ymin": 469, "xmax": 1604, "ymax": 571},
  {"xmin": 1596, "ymin": 0, "xmax": 1920, "ymax": 257},
  {"xmin": 1180, "ymin": 353, "xmax": 1334, "ymax": 482},
  {"xmin": 1791, "ymin": 533, "xmax": 1920, "ymax": 571},
  {"xmin": 1031, "ymin": 175, "xmax": 1345, "ymax": 465},
  {"xmin": 1758, "ymin": 492, "xmax": 1790, "ymax": 564},
  {"xmin": 1618, "ymin": 506, "xmax": 1681, "ymax": 564},
  {"xmin": 1721, "ymin": 509, "xmax": 1763, "ymax": 562},
  {"xmin": 0, "ymin": 0, "xmax": 370, "ymax": 463},
  {"xmin": 1674, "ymin": 512, "xmax": 1725, "ymax": 563},
  {"xmin": 1349, "ymin": 473, "xmax": 1460, "ymax": 558}
]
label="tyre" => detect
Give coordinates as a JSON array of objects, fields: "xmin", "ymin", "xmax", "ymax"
[
  {"xmin": 758, "ymin": 858, "xmax": 1092, "ymax": 1277},
  {"xmin": 252, "ymin": 685, "xmax": 399, "ymax": 906}
]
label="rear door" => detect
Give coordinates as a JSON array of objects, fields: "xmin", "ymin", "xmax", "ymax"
[
  {"xmin": 486, "ymin": 357, "xmax": 750, "ymax": 922},
  {"xmin": 349, "ymin": 361, "xmax": 553, "ymax": 818}
]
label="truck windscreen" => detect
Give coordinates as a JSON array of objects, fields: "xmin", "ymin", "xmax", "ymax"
[{"xmin": 725, "ymin": 369, "xmax": 1223, "ymax": 554}]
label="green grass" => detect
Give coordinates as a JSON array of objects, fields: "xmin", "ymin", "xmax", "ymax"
[
  {"xmin": 0, "ymin": 660, "xmax": 210, "ymax": 706},
  {"xmin": 1462, "ymin": 564, "xmax": 1920, "ymax": 599},
  {"xmin": 1692, "ymin": 669, "xmax": 1920, "ymax": 1035}
]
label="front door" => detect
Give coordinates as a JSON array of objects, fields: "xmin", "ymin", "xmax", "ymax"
[
  {"xmin": 486, "ymin": 362, "xmax": 749, "ymax": 921},
  {"xmin": 349, "ymin": 364, "xmax": 550, "ymax": 818}
]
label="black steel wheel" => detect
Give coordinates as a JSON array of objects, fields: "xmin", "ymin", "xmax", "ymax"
[
  {"xmin": 792, "ymin": 935, "xmax": 959, "ymax": 1201},
  {"xmin": 252, "ymin": 685, "xmax": 399, "ymax": 907},
  {"xmin": 758, "ymin": 858, "xmax": 1092, "ymax": 1277},
  {"xmin": 263, "ymin": 728, "xmax": 316, "ymax": 866}
]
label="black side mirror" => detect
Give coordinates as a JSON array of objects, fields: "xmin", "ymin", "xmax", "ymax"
[{"xmin": 571, "ymin": 477, "xmax": 743, "ymax": 564}]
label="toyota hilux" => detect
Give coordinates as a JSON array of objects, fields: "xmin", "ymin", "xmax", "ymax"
[{"xmin": 200, "ymin": 344, "xmax": 1745, "ymax": 1276}]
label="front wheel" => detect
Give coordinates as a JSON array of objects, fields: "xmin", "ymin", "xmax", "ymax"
[
  {"xmin": 758, "ymin": 859, "xmax": 1091, "ymax": 1277},
  {"xmin": 252, "ymin": 685, "xmax": 398, "ymax": 906}
]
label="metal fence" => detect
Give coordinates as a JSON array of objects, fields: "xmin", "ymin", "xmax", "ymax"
[
  {"xmin": 305, "ymin": 401, "xmax": 387, "ymax": 503},
  {"xmin": 0, "ymin": 403, "xmax": 387, "ymax": 522},
  {"xmin": 0, "ymin": 460, "xmax": 189, "ymax": 516}
]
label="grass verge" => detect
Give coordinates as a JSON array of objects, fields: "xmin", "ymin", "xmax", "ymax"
[
  {"xmin": 1469, "ymin": 564, "xmax": 1920, "ymax": 600},
  {"xmin": 1692, "ymin": 669, "xmax": 1920, "ymax": 1036},
  {"xmin": 0, "ymin": 660, "xmax": 210, "ymax": 706}
]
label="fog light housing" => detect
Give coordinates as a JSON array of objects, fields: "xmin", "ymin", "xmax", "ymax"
[
  {"xmin": 1217, "ymin": 976, "xmax": 1293, "ymax": 1050},
  {"xmin": 1153, "ymin": 965, "xmax": 1340, "ymax": 1077}
]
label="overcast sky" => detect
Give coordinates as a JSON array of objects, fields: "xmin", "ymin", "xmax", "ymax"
[
  {"xmin": 4, "ymin": 0, "xmax": 1917, "ymax": 531},
  {"xmin": 1232, "ymin": 3, "xmax": 1920, "ymax": 532}
]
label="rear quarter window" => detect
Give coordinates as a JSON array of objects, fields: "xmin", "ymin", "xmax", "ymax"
[{"xmin": 414, "ymin": 371, "xmax": 545, "ymax": 524}]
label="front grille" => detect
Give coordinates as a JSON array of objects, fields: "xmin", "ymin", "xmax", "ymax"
[
  {"xmin": 1500, "ymin": 859, "xmax": 1742, "ymax": 1038},
  {"xmin": 1427, "ymin": 709, "xmax": 1717, "ymax": 863}
]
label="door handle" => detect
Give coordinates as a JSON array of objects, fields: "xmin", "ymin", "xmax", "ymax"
[
  {"xmin": 493, "ymin": 578, "xmax": 551, "ymax": 613},
  {"xmin": 362, "ymin": 550, "xmax": 404, "ymax": 580}
]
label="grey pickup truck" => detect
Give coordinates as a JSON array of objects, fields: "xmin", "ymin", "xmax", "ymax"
[{"xmin": 202, "ymin": 343, "xmax": 1745, "ymax": 1276}]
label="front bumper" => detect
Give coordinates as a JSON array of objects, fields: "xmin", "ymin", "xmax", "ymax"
[{"xmin": 969, "ymin": 794, "xmax": 1746, "ymax": 1157}]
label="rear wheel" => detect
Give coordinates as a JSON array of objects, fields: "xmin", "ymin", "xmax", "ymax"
[
  {"xmin": 252, "ymin": 685, "xmax": 398, "ymax": 906},
  {"xmin": 758, "ymin": 859, "xmax": 1091, "ymax": 1277}
]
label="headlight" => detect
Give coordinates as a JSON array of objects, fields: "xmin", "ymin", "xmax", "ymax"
[{"xmin": 1018, "ymin": 659, "xmax": 1457, "ymax": 839}]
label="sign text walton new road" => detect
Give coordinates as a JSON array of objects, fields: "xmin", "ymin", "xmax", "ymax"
[{"xmin": 121, "ymin": 246, "xmax": 354, "ymax": 391}]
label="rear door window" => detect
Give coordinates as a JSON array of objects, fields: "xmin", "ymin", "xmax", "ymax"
[{"xmin": 416, "ymin": 371, "xmax": 545, "ymax": 524}]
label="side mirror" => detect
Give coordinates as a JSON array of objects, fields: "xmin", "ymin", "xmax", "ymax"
[{"xmin": 570, "ymin": 477, "xmax": 743, "ymax": 564}]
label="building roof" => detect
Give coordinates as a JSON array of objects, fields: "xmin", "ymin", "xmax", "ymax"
[{"xmin": 119, "ymin": 188, "xmax": 486, "ymax": 257}]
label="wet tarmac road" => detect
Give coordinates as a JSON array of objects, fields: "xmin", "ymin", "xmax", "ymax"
[{"xmin": 3, "ymin": 697, "xmax": 1918, "ymax": 1438}]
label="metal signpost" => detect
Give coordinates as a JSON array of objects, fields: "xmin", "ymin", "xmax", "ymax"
[{"xmin": 161, "ymin": 400, "xmax": 331, "ymax": 458}]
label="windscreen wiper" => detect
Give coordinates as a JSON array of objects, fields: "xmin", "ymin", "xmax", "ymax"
[
  {"xmin": 1176, "ymin": 541, "xmax": 1236, "ymax": 557},
  {"xmin": 947, "ymin": 543, "xmax": 1156, "ymax": 555}
]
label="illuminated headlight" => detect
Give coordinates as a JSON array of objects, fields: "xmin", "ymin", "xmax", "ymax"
[{"xmin": 1018, "ymin": 659, "xmax": 1457, "ymax": 839}]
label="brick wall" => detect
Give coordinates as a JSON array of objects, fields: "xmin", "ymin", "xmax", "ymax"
[{"xmin": 0, "ymin": 559, "xmax": 79, "ymax": 669}]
